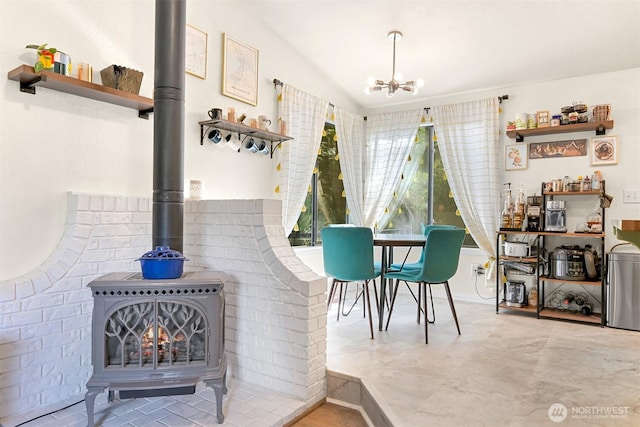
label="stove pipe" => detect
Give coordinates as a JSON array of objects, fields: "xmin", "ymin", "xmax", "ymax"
[{"xmin": 153, "ymin": 0, "xmax": 186, "ymax": 253}]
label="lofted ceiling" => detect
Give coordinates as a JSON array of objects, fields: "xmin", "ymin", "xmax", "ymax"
[{"xmin": 251, "ymin": 0, "xmax": 640, "ymax": 110}]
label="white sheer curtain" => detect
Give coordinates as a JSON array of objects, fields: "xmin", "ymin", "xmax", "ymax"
[
  {"xmin": 431, "ymin": 98, "xmax": 501, "ymax": 279},
  {"xmin": 362, "ymin": 109, "xmax": 424, "ymax": 228},
  {"xmin": 334, "ymin": 107, "xmax": 366, "ymax": 226},
  {"xmin": 276, "ymin": 85, "xmax": 329, "ymax": 234}
]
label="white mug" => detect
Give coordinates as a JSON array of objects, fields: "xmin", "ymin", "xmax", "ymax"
[{"xmin": 258, "ymin": 115, "xmax": 271, "ymax": 130}]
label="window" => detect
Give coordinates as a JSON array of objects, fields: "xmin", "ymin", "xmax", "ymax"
[
  {"xmin": 289, "ymin": 124, "xmax": 476, "ymax": 248},
  {"xmin": 382, "ymin": 126, "xmax": 477, "ymax": 247},
  {"xmin": 289, "ymin": 123, "xmax": 346, "ymax": 246}
]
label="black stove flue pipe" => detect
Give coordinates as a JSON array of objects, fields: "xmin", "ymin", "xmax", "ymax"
[{"xmin": 152, "ymin": 0, "xmax": 186, "ymax": 253}]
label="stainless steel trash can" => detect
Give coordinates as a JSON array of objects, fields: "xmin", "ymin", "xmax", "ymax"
[{"xmin": 606, "ymin": 251, "xmax": 640, "ymax": 331}]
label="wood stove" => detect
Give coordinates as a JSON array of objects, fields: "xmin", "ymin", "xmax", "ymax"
[{"xmin": 85, "ymin": 271, "xmax": 227, "ymax": 426}]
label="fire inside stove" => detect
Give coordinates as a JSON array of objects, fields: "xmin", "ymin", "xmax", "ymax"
[{"xmin": 105, "ymin": 302, "xmax": 207, "ymax": 367}]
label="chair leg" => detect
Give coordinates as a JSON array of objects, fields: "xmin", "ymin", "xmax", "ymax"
[
  {"xmin": 337, "ymin": 282, "xmax": 344, "ymax": 321},
  {"xmin": 372, "ymin": 278, "xmax": 380, "ymax": 318},
  {"xmin": 427, "ymin": 284, "xmax": 436, "ymax": 324},
  {"xmin": 384, "ymin": 279, "xmax": 401, "ymax": 331},
  {"xmin": 417, "ymin": 284, "xmax": 421, "ymax": 324},
  {"xmin": 341, "ymin": 282, "xmax": 364, "ymax": 317},
  {"xmin": 443, "ymin": 281, "xmax": 461, "ymax": 335},
  {"xmin": 422, "ymin": 282, "xmax": 429, "ymax": 344},
  {"xmin": 364, "ymin": 280, "xmax": 374, "ymax": 340}
]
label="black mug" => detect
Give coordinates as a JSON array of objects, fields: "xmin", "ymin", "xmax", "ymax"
[{"xmin": 208, "ymin": 108, "xmax": 223, "ymax": 120}]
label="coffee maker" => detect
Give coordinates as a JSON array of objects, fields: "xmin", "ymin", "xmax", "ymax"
[
  {"xmin": 526, "ymin": 195, "xmax": 542, "ymax": 231},
  {"xmin": 544, "ymin": 200, "xmax": 567, "ymax": 232}
]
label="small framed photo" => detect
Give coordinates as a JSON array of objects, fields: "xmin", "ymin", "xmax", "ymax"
[
  {"xmin": 591, "ymin": 135, "xmax": 618, "ymax": 165},
  {"xmin": 185, "ymin": 24, "xmax": 208, "ymax": 79},
  {"xmin": 222, "ymin": 33, "xmax": 259, "ymax": 106},
  {"xmin": 537, "ymin": 111, "xmax": 550, "ymax": 128},
  {"xmin": 505, "ymin": 143, "xmax": 528, "ymax": 170}
]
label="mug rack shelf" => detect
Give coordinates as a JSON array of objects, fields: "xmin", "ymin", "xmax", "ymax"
[
  {"xmin": 506, "ymin": 120, "xmax": 614, "ymax": 142},
  {"xmin": 7, "ymin": 64, "xmax": 154, "ymax": 119},
  {"xmin": 199, "ymin": 118, "xmax": 293, "ymax": 158}
]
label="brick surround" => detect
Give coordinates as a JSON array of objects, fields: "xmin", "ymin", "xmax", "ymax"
[{"xmin": 0, "ymin": 193, "xmax": 327, "ymax": 421}]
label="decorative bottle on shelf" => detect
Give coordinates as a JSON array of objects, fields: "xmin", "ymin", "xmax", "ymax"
[
  {"xmin": 581, "ymin": 175, "xmax": 591, "ymax": 192},
  {"xmin": 501, "ymin": 183, "xmax": 514, "ymax": 229},
  {"xmin": 513, "ymin": 186, "xmax": 525, "ymax": 230}
]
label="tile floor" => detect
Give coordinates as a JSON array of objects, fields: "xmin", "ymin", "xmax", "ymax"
[{"xmin": 4, "ymin": 290, "xmax": 640, "ymax": 427}]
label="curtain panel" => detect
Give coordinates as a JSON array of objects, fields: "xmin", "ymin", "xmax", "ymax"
[
  {"xmin": 431, "ymin": 98, "xmax": 501, "ymax": 279},
  {"xmin": 362, "ymin": 109, "xmax": 424, "ymax": 228},
  {"xmin": 276, "ymin": 85, "xmax": 329, "ymax": 234},
  {"xmin": 334, "ymin": 108, "xmax": 366, "ymax": 226}
]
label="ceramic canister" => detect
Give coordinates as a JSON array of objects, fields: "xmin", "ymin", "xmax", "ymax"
[{"xmin": 515, "ymin": 113, "xmax": 528, "ymax": 130}]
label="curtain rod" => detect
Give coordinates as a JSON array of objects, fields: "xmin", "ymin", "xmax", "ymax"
[
  {"xmin": 423, "ymin": 95, "xmax": 509, "ymax": 113},
  {"xmin": 273, "ymin": 78, "xmax": 336, "ymax": 109},
  {"xmin": 273, "ymin": 79, "xmax": 509, "ymax": 112}
]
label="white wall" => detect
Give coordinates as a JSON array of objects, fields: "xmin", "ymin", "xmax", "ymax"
[
  {"xmin": 0, "ymin": 0, "xmax": 359, "ymax": 281},
  {"xmin": 1, "ymin": 0, "xmax": 638, "ymax": 288}
]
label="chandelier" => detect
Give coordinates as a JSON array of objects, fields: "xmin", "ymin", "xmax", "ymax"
[{"xmin": 365, "ymin": 31, "xmax": 424, "ymax": 97}]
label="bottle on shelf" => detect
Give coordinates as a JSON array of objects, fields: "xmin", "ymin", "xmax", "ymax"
[
  {"xmin": 581, "ymin": 175, "xmax": 591, "ymax": 192},
  {"xmin": 501, "ymin": 183, "xmax": 514, "ymax": 229},
  {"xmin": 592, "ymin": 170, "xmax": 603, "ymax": 190},
  {"xmin": 513, "ymin": 185, "xmax": 525, "ymax": 230}
]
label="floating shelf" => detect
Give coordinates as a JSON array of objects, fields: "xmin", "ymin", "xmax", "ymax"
[
  {"xmin": 7, "ymin": 64, "xmax": 154, "ymax": 119},
  {"xmin": 506, "ymin": 120, "xmax": 614, "ymax": 142},
  {"xmin": 199, "ymin": 118, "xmax": 293, "ymax": 158}
]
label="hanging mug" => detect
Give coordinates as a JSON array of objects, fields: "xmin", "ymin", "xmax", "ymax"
[
  {"xmin": 207, "ymin": 129, "xmax": 222, "ymax": 144},
  {"xmin": 244, "ymin": 137, "xmax": 258, "ymax": 153}
]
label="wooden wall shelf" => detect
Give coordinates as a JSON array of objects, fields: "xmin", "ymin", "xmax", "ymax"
[
  {"xmin": 506, "ymin": 120, "xmax": 614, "ymax": 142},
  {"xmin": 199, "ymin": 118, "xmax": 293, "ymax": 158},
  {"xmin": 7, "ymin": 65, "xmax": 154, "ymax": 119}
]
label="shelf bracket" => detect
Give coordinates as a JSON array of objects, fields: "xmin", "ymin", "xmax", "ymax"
[
  {"xmin": 20, "ymin": 75, "xmax": 45, "ymax": 94},
  {"xmin": 515, "ymin": 132, "xmax": 524, "ymax": 143},
  {"xmin": 595, "ymin": 124, "xmax": 605, "ymax": 136},
  {"xmin": 138, "ymin": 108, "xmax": 153, "ymax": 120},
  {"xmin": 270, "ymin": 141, "xmax": 283, "ymax": 158}
]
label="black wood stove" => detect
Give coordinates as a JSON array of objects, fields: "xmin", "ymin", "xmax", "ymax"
[{"xmin": 85, "ymin": 271, "xmax": 227, "ymax": 426}]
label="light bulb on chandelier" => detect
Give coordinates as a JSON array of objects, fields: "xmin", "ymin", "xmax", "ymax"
[{"xmin": 365, "ymin": 31, "xmax": 424, "ymax": 97}]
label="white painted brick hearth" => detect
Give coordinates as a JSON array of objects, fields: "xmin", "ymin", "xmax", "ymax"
[{"xmin": 0, "ymin": 193, "xmax": 327, "ymax": 422}]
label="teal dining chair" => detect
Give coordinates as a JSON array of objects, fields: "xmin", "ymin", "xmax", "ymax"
[
  {"xmin": 384, "ymin": 227, "xmax": 465, "ymax": 344},
  {"xmin": 322, "ymin": 226, "xmax": 381, "ymax": 339},
  {"xmin": 389, "ymin": 224, "xmax": 457, "ymax": 271}
]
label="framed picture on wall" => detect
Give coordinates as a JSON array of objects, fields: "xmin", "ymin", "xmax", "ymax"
[
  {"xmin": 222, "ymin": 33, "xmax": 259, "ymax": 106},
  {"xmin": 185, "ymin": 24, "xmax": 208, "ymax": 79},
  {"xmin": 505, "ymin": 144, "xmax": 528, "ymax": 170},
  {"xmin": 591, "ymin": 135, "xmax": 618, "ymax": 165}
]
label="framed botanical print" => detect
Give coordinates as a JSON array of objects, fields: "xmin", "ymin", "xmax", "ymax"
[
  {"xmin": 222, "ymin": 33, "xmax": 259, "ymax": 106},
  {"xmin": 505, "ymin": 144, "xmax": 528, "ymax": 170}
]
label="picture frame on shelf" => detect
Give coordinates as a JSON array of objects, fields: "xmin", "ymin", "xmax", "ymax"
[
  {"xmin": 185, "ymin": 24, "xmax": 208, "ymax": 79},
  {"xmin": 222, "ymin": 33, "xmax": 259, "ymax": 106},
  {"xmin": 591, "ymin": 135, "xmax": 618, "ymax": 165},
  {"xmin": 537, "ymin": 110, "xmax": 550, "ymax": 128},
  {"xmin": 505, "ymin": 143, "xmax": 528, "ymax": 170}
]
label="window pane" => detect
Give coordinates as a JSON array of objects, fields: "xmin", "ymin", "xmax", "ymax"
[{"xmin": 384, "ymin": 126, "xmax": 477, "ymax": 247}]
